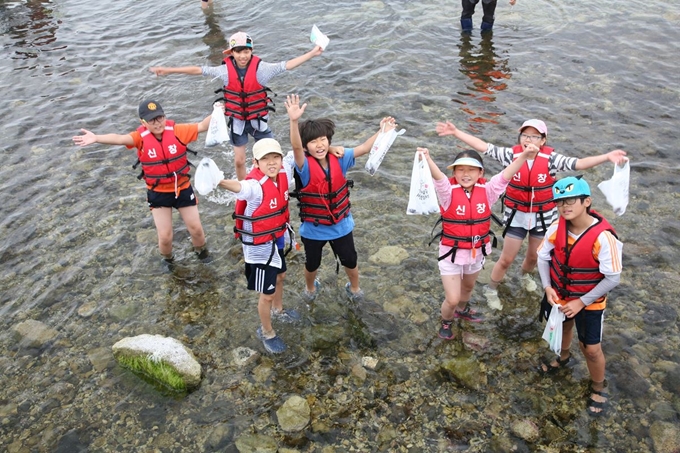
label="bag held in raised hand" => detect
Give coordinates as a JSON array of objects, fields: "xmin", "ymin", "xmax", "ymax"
[
  {"xmin": 365, "ymin": 127, "xmax": 406, "ymax": 176},
  {"xmin": 406, "ymin": 151, "xmax": 440, "ymax": 215},
  {"xmin": 542, "ymin": 303, "xmax": 565, "ymax": 355},
  {"xmin": 205, "ymin": 104, "xmax": 230, "ymax": 147},
  {"xmin": 310, "ymin": 24, "xmax": 330, "ymax": 50},
  {"xmin": 597, "ymin": 160, "xmax": 630, "ymax": 216},
  {"xmin": 194, "ymin": 157, "xmax": 224, "ymax": 196}
]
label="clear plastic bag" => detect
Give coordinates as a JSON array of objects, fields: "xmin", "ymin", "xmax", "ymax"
[
  {"xmin": 194, "ymin": 157, "xmax": 224, "ymax": 196},
  {"xmin": 542, "ymin": 304, "xmax": 565, "ymax": 355},
  {"xmin": 365, "ymin": 127, "xmax": 406, "ymax": 176},
  {"xmin": 205, "ymin": 104, "xmax": 230, "ymax": 147},
  {"xmin": 597, "ymin": 160, "xmax": 630, "ymax": 216},
  {"xmin": 406, "ymin": 151, "xmax": 440, "ymax": 215}
]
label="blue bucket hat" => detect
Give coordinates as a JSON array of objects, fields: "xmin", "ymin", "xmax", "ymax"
[{"xmin": 552, "ymin": 176, "xmax": 591, "ymax": 201}]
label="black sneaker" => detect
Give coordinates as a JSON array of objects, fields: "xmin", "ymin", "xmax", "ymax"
[
  {"xmin": 196, "ymin": 248, "xmax": 212, "ymax": 263},
  {"xmin": 453, "ymin": 306, "xmax": 484, "ymax": 323},
  {"xmin": 438, "ymin": 319, "xmax": 455, "ymax": 340},
  {"xmin": 161, "ymin": 257, "xmax": 175, "ymax": 273}
]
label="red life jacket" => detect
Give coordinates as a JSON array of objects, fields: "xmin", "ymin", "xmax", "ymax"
[
  {"xmin": 296, "ymin": 155, "xmax": 351, "ymax": 226},
  {"xmin": 222, "ymin": 55, "xmax": 274, "ymax": 121},
  {"xmin": 504, "ymin": 145, "xmax": 556, "ymax": 213},
  {"xmin": 136, "ymin": 120, "xmax": 190, "ymax": 188},
  {"xmin": 233, "ymin": 167, "xmax": 290, "ymax": 245},
  {"xmin": 549, "ymin": 210, "xmax": 616, "ymax": 310},
  {"xmin": 438, "ymin": 178, "xmax": 492, "ymax": 256}
]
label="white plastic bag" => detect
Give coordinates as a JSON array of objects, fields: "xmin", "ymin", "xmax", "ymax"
[
  {"xmin": 406, "ymin": 151, "xmax": 440, "ymax": 215},
  {"xmin": 282, "ymin": 150, "xmax": 296, "ymax": 189},
  {"xmin": 597, "ymin": 160, "xmax": 630, "ymax": 216},
  {"xmin": 365, "ymin": 127, "xmax": 406, "ymax": 176},
  {"xmin": 542, "ymin": 304, "xmax": 565, "ymax": 355},
  {"xmin": 310, "ymin": 24, "xmax": 330, "ymax": 50},
  {"xmin": 205, "ymin": 104, "xmax": 230, "ymax": 147},
  {"xmin": 194, "ymin": 157, "xmax": 224, "ymax": 196}
]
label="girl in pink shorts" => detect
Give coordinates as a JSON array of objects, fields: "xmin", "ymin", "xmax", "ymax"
[{"xmin": 418, "ymin": 146, "xmax": 535, "ymax": 339}]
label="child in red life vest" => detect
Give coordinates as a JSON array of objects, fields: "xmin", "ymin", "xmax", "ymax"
[
  {"xmin": 418, "ymin": 146, "xmax": 535, "ymax": 340},
  {"xmin": 150, "ymin": 32, "xmax": 323, "ymax": 181},
  {"xmin": 72, "ymin": 99, "xmax": 212, "ymax": 266},
  {"xmin": 217, "ymin": 138, "xmax": 298, "ymax": 354},
  {"xmin": 435, "ymin": 119, "xmax": 627, "ymax": 310},
  {"xmin": 284, "ymin": 94, "xmax": 396, "ymax": 303},
  {"xmin": 536, "ymin": 176, "xmax": 622, "ymax": 416}
]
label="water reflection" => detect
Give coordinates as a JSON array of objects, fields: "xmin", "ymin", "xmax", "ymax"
[
  {"xmin": 1, "ymin": 0, "xmax": 62, "ymax": 60},
  {"xmin": 454, "ymin": 33, "xmax": 511, "ymax": 131},
  {"xmin": 201, "ymin": 9, "xmax": 228, "ymax": 66}
]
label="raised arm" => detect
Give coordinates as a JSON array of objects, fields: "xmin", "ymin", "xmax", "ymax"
[
  {"xmin": 418, "ymin": 147, "xmax": 447, "ymax": 181},
  {"xmin": 574, "ymin": 149, "xmax": 627, "ymax": 170},
  {"xmin": 72, "ymin": 129, "xmax": 134, "ymax": 147},
  {"xmin": 285, "ymin": 46, "xmax": 323, "ymax": 71},
  {"xmin": 149, "ymin": 66, "xmax": 203, "ymax": 76},
  {"xmin": 284, "ymin": 94, "xmax": 307, "ymax": 169},
  {"xmin": 217, "ymin": 179, "xmax": 242, "ymax": 193},
  {"xmin": 502, "ymin": 143, "xmax": 538, "ymax": 179},
  {"xmin": 353, "ymin": 117, "xmax": 396, "ymax": 158},
  {"xmin": 435, "ymin": 121, "xmax": 489, "ymax": 153}
]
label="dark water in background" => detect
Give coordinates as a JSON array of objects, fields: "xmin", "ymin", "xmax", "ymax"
[{"xmin": 1, "ymin": 0, "xmax": 680, "ymax": 451}]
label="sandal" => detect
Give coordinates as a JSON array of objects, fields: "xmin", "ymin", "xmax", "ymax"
[
  {"xmin": 539, "ymin": 354, "xmax": 571, "ymax": 375},
  {"xmin": 587, "ymin": 389, "xmax": 610, "ymax": 417}
]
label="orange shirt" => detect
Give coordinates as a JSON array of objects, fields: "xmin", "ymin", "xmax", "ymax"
[{"xmin": 127, "ymin": 123, "xmax": 199, "ymax": 193}]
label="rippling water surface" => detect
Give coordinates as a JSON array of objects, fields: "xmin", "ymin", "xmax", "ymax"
[{"xmin": 1, "ymin": 0, "xmax": 680, "ymax": 451}]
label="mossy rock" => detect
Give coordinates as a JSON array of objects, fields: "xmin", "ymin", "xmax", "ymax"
[{"xmin": 112, "ymin": 334, "xmax": 202, "ymax": 392}]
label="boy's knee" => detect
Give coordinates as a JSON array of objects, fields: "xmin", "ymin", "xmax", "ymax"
[
  {"xmin": 582, "ymin": 344, "xmax": 604, "ymax": 361},
  {"xmin": 157, "ymin": 231, "xmax": 173, "ymax": 246}
]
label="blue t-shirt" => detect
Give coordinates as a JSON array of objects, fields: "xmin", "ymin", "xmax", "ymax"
[{"xmin": 295, "ymin": 148, "xmax": 356, "ymax": 240}]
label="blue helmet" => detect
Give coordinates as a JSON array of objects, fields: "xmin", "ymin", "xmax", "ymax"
[{"xmin": 552, "ymin": 176, "xmax": 591, "ymax": 201}]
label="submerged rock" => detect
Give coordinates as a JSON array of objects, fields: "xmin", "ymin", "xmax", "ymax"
[
  {"xmin": 112, "ymin": 334, "xmax": 202, "ymax": 391},
  {"xmin": 649, "ymin": 421, "xmax": 680, "ymax": 453},
  {"xmin": 369, "ymin": 245, "xmax": 409, "ymax": 265},
  {"xmin": 362, "ymin": 356, "xmax": 379, "ymax": 370},
  {"xmin": 439, "ymin": 353, "xmax": 487, "ymax": 390},
  {"xmin": 235, "ymin": 433, "xmax": 277, "ymax": 453},
  {"xmin": 232, "ymin": 347, "xmax": 259, "ymax": 367},
  {"xmin": 277, "ymin": 395, "xmax": 311, "ymax": 432},
  {"xmin": 511, "ymin": 419, "xmax": 540, "ymax": 443},
  {"xmin": 12, "ymin": 319, "xmax": 58, "ymax": 348}
]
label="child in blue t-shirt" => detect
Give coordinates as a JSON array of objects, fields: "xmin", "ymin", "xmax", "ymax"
[{"xmin": 284, "ymin": 94, "xmax": 395, "ymax": 302}]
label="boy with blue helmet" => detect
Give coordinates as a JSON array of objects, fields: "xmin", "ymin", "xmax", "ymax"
[{"xmin": 536, "ymin": 176, "xmax": 623, "ymax": 416}]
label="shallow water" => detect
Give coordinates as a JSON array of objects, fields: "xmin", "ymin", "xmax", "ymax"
[{"xmin": 1, "ymin": 0, "xmax": 680, "ymax": 451}]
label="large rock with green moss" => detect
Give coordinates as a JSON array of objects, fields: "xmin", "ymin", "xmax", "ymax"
[{"xmin": 112, "ymin": 334, "xmax": 202, "ymax": 391}]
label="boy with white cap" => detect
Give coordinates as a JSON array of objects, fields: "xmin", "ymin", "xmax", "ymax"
[
  {"xmin": 218, "ymin": 138, "xmax": 298, "ymax": 354},
  {"xmin": 536, "ymin": 176, "xmax": 622, "ymax": 416},
  {"xmin": 436, "ymin": 118, "xmax": 627, "ymax": 310},
  {"xmin": 150, "ymin": 32, "xmax": 323, "ymax": 181}
]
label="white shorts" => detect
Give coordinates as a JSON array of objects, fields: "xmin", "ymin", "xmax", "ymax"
[{"xmin": 438, "ymin": 258, "xmax": 484, "ymax": 277}]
